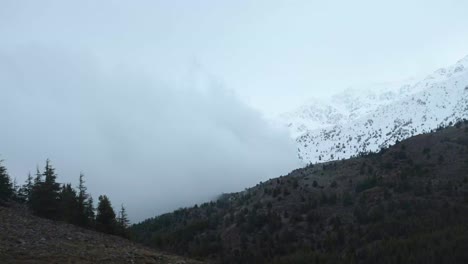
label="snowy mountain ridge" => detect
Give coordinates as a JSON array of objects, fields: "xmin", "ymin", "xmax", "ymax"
[{"xmin": 281, "ymin": 55, "xmax": 468, "ymax": 163}]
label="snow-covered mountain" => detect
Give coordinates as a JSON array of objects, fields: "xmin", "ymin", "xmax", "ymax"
[{"xmin": 281, "ymin": 55, "xmax": 468, "ymax": 164}]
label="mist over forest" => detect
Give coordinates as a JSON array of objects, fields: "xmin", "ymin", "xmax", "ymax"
[
  {"xmin": 1, "ymin": 1, "xmax": 468, "ymax": 263},
  {"xmin": 0, "ymin": 47, "xmax": 299, "ymax": 221}
]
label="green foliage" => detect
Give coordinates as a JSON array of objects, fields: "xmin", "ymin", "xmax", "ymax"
[
  {"xmin": 96, "ymin": 195, "xmax": 117, "ymax": 234},
  {"xmin": 0, "ymin": 158, "xmax": 126, "ymax": 239},
  {"xmin": 84, "ymin": 196, "xmax": 96, "ymax": 227},
  {"xmin": 116, "ymin": 204, "xmax": 130, "ymax": 238},
  {"xmin": 76, "ymin": 173, "xmax": 91, "ymax": 227},
  {"xmin": 59, "ymin": 183, "xmax": 79, "ymax": 224},
  {"xmin": 29, "ymin": 160, "xmax": 61, "ymax": 219},
  {"xmin": 17, "ymin": 173, "xmax": 33, "ymax": 203},
  {"xmin": 0, "ymin": 160, "xmax": 13, "ymax": 202},
  {"xmin": 11, "ymin": 178, "xmax": 21, "ymax": 202}
]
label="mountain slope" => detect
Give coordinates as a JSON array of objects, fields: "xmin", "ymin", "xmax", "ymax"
[
  {"xmin": 282, "ymin": 56, "xmax": 468, "ymax": 163},
  {"xmin": 0, "ymin": 204, "xmax": 202, "ymax": 264},
  {"xmin": 131, "ymin": 120, "xmax": 468, "ymax": 264}
]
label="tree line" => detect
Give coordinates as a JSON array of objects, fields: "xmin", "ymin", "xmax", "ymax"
[{"xmin": 0, "ymin": 158, "xmax": 129, "ymax": 238}]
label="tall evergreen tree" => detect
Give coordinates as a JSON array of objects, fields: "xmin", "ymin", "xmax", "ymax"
[
  {"xmin": 0, "ymin": 160, "xmax": 13, "ymax": 202},
  {"xmin": 11, "ymin": 177, "xmax": 20, "ymax": 201},
  {"xmin": 96, "ymin": 195, "xmax": 117, "ymax": 234},
  {"xmin": 76, "ymin": 172, "xmax": 88, "ymax": 226},
  {"xmin": 84, "ymin": 195, "xmax": 96, "ymax": 228},
  {"xmin": 117, "ymin": 204, "xmax": 130, "ymax": 238},
  {"xmin": 59, "ymin": 183, "xmax": 79, "ymax": 224},
  {"xmin": 34, "ymin": 166, "xmax": 42, "ymax": 184},
  {"xmin": 18, "ymin": 172, "xmax": 34, "ymax": 203},
  {"xmin": 117, "ymin": 204, "xmax": 129, "ymax": 228},
  {"xmin": 30, "ymin": 159, "xmax": 61, "ymax": 219}
]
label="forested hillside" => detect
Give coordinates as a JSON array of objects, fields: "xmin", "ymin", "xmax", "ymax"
[
  {"xmin": 0, "ymin": 160, "xmax": 202, "ymax": 263},
  {"xmin": 0, "ymin": 159, "xmax": 129, "ymax": 237},
  {"xmin": 132, "ymin": 120, "xmax": 468, "ymax": 263}
]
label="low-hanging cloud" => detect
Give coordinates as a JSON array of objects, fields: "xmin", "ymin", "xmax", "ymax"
[{"xmin": 0, "ymin": 46, "xmax": 299, "ymax": 221}]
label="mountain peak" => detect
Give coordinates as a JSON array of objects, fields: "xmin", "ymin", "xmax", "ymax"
[{"xmin": 281, "ymin": 55, "xmax": 468, "ymax": 163}]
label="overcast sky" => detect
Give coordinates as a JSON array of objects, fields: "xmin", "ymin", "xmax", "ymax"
[
  {"xmin": 1, "ymin": 0, "xmax": 468, "ymax": 221},
  {"xmin": 2, "ymin": 0, "xmax": 468, "ymax": 115}
]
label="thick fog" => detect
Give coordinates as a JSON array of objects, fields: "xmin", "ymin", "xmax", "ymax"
[
  {"xmin": 4, "ymin": 0, "xmax": 467, "ymax": 222},
  {"xmin": 0, "ymin": 46, "xmax": 300, "ymax": 221}
]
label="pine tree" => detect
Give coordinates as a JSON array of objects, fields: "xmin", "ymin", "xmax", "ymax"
[
  {"xmin": 0, "ymin": 160, "xmax": 13, "ymax": 202},
  {"xmin": 18, "ymin": 172, "xmax": 34, "ymax": 203},
  {"xmin": 42, "ymin": 159, "xmax": 61, "ymax": 218},
  {"xmin": 76, "ymin": 172, "xmax": 89, "ymax": 226},
  {"xmin": 59, "ymin": 183, "xmax": 79, "ymax": 224},
  {"xmin": 117, "ymin": 204, "xmax": 129, "ymax": 228},
  {"xmin": 29, "ymin": 167, "xmax": 42, "ymax": 212},
  {"xmin": 30, "ymin": 159, "xmax": 61, "ymax": 219},
  {"xmin": 34, "ymin": 166, "xmax": 42, "ymax": 184},
  {"xmin": 96, "ymin": 195, "xmax": 116, "ymax": 234},
  {"xmin": 117, "ymin": 204, "xmax": 130, "ymax": 238},
  {"xmin": 11, "ymin": 177, "xmax": 20, "ymax": 201},
  {"xmin": 84, "ymin": 195, "xmax": 96, "ymax": 228}
]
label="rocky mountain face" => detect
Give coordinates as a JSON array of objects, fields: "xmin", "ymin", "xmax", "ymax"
[
  {"xmin": 281, "ymin": 56, "xmax": 468, "ymax": 163},
  {"xmin": 131, "ymin": 121, "xmax": 468, "ymax": 263},
  {"xmin": 0, "ymin": 204, "xmax": 201, "ymax": 264}
]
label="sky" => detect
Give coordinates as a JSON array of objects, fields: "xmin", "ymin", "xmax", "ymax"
[
  {"xmin": 1, "ymin": 0, "xmax": 468, "ymax": 221},
  {"xmin": 2, "ymin": 0, "xmax": 468, "ymax": 115}
]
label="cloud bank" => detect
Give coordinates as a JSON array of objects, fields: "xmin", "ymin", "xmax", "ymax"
[{"xmin": 0, "ymin": 46, "xmax": 299, "ymax": 221}]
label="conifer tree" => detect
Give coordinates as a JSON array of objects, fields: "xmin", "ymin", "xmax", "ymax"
[
  {"xmin": 84, "ymin": 195, "xmax": 96, "ymax": 228},
  {"xmin": 30, "ymin": 159, "xmax": 61, "ymax": 219},
  {"xmin": 11, "ymin": 177, "xmax": 20, "ymax": 201},
  {"xmin": 0, "ymin": 158, "xmax": 131, "ymax": 237},
  {"xmin": 30, "ymin": 167, "xmax": 42, "ymax": 212},
  {"xmin": 34, "ymin": 166, "xmax": 42, "ymax": 184},
  {"xmin": 18, "ymin": 172, "xmax": 34, "ymax": 203},
  {"xmin": 117, "ymin": 204, "xmax": 129, "ymax": 228},
  {"xmin": 96, "ymin": 195, "xmax": 117, "ymax": 234},
  {"xmin": 0, "ymin": 160, "xmax": 13, "ymax": 202},
  {"xmin": 59, "ymin": 183, "xmax": 79, "ymax": 224},
  {"xmin": 25, "ymin": 172, "xmax": 34, "ymax": 201},
  {"xmin": 76, "ymin": 172, "xmax": 89, "ymax": 226},
  {"xmin": 117, "ymin": 204, "xmax": 130, "ymax": 238}
]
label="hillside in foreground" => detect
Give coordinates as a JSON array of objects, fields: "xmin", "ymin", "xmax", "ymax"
[
  {"xmin": 132, "ymin": 120, "xmax": 468, "ymax": 264},
  {"xmin": 0, "ymin": 203, "xmax": 201, "ymax": 264}
]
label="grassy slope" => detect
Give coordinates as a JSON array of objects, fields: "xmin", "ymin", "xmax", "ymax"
[{"xmin": 0, "ymin": 203, "xmax": 202, "ymax": 264}]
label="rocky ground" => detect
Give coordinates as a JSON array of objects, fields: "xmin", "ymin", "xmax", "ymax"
[{"xmin": 0, "ymin": 204, "xmax": 202, "ymax": 264}]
